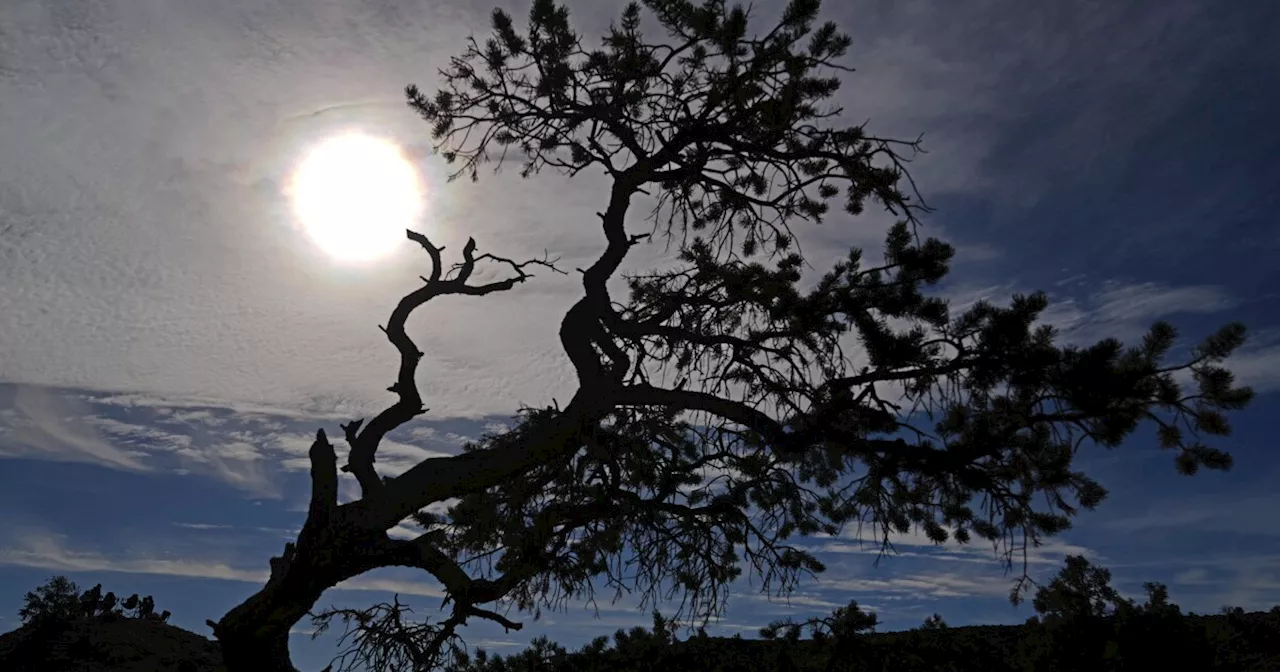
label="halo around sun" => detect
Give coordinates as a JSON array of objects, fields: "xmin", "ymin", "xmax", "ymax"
[{"xmin": 286, "ymin": 132, "xmax": 425, "ymax": 263}]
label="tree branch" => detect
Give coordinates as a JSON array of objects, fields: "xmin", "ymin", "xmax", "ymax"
[
  {"xmin": 341, "ymin": 229, "xmax": 563, "ymax": 500},
  {"xmin": 616, "ymin": 383, "xmax": 792, "ymax": 445}
]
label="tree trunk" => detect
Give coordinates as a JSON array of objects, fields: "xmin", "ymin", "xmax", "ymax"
[
  {"xmin": 217, "ymin": 617, "xmax": 297, "ymax": 672},
  {"xmin": 215, "ymin": 580, "xmax": 322, "ymax": 672},
  {"xmin": 214, "ymin": 555, "xmax": 338, "ymax": 672},
  {"xmin": 210, "ymin": 430, "xmax": 381, "ymax": 671},
  {"xmin": 213, "ymin": 519, "xmax": 377, "ymax": 672}
]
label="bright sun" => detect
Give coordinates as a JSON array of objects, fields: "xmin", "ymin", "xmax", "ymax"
[{"xmin": 287, "ymin": 132, "xmax": 425, "ymax": 263}]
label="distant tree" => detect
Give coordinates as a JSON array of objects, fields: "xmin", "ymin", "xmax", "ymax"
[
  {"xmin": 1032, "ymin": 555, "xmax": 1125, "ymax": 623},
  {"xmin": 18, "ymin": 575, "xmax": 81, "ymax": 627},
  {"xmin": 1109, "ymin": 581, "xmax": 1215, "ymax": 671},
  {"xmin": 762, "ymin": 600, "xmax": 878, "ymax": 671},
  {"xmin": 1018, "ymin": 556, "xmax": 1150, "ymax": 671},
  {"xmin": 448, "ymin": 634, "xmax": 572, "ymax": 672},
  {"xmin": 608, "ymin": 610, "xmax": 680, "ymax": 666},
  {"xmin": 920, "ymin": 613, "xmax": 948, "ymax": 631},
  {"xmin": 209, "ymin": 0, "xmax": 1255, "ymax": 669}
]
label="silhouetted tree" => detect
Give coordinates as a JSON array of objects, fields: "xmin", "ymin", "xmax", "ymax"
[
  {"xmin": 920, "ymin": 613, "xmax": 947, "ymax": 631},
  {"xmin": 209, "ymin": 0, "xmax": 1255, "ymax": 669},
  {"xmin": 603, "ymin": 610, "xmax": 681, "ymax": 670},
  {"xmin": 1011, "ymin": 558, "xmax": 1254, "ymax": 672},
  {"xmin": 1108, "ymin": 581, "xmax": 1216, "ymax": 671},
  {"xmin": 447, "ymin": 634, "xmax": 572, "ymax": 672},
  {"xmin": 1016, "ymin": 556, "xmax": 1118, "ymax": 671},
  {"xmin": 19, "ymin": 575, "xmax": 81, "ymax": 627},
  {"xmin": 762, "ymin": 600, "xmax": 878, "ymax": 671},
  {"xmin": 1032, "ymin": 555, "xmax": 1125, "ymax": 623}
]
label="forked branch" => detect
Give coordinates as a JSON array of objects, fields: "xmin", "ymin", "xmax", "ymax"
[{"xmin": 339, "ymin": 229, "xmax": 564, "ymax": 497}]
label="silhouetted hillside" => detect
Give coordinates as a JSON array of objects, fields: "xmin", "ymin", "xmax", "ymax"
[
  {"xmin": 1, "ymin": 607, "xmax": 1277, "ymax": 671},
  {"xmin": 0, "ymin": 616, "xmax": 225, "ymax": 672},
  {"xmin": 443, "ymin": 610, "xmax": 1280, "ymax": 672}
]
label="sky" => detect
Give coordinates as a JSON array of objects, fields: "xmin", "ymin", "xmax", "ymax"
[{"xmin": 1, "ymin": 0, "xmax": 1278, "ymax": 668}]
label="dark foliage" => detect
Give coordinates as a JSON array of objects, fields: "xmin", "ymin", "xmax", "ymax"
[
  {"xmin": 5, "ymin": 563, "xmax": 1278, "ymax": 672},
  {"xmin": 19, "ymin": 574, "xmax": 81, "ymax": 627},
  {"xmin": 431, "ymin": 557, "xmax": 1280, "ymax": 672},
  {"xmin": 209, "ymin": 0, "xmax": 1255, "ymax": 669},
  {"xmin": 433, "ymin": 609, "xmax": 1280, "ymax": 672},
  {"xmin": 442, "ymin": 562, "xmax": 1280, "ymax": 672}
]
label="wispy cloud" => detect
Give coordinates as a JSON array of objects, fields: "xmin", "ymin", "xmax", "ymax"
[
  {"xmin": 819, "ymin": 522, "xmax": 1094, "ymax": 567},
  {"xmin": 1042, "ymin": 281, "xmax": 1238, "ymax": 345},
  {"xmin": 737, "ymin": 592, "xmax": 849, "ymax": 612},
  {"xmin": 0, "ymin": 532, "xmax": 443, "ymax": 599},
  {"xmin": 178, "ymin": 440, "xmax": 281, "ymax": 499},
  {"xmin": 1127, "ymin": 553, "xmax": 1280, "ymax": 614},
  {"xmin": 1222, "ymin": 342, "xmax": 1280, "ymax": 394},
  {"xmin": 0, "ymin": 533, "xmax": 266, "ymax": 583},
  {"xmin": 0, "ymin": 385, "xmax": 150, "ymax": 471},
  {"xmin": 1102, "ymin": 489, "xmax": 1280, "ymax": 540},
  {"xmin": 945, "ymin": 279, "xmax": 1240, "ymax": 347},
  {"xmin": 818, "ymin": 572, "xmax": 1015, "ymax": 601}
]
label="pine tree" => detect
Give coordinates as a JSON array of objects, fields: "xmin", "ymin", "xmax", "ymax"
[
  {"xmin": 18, "ymin": 575, "xmax": 80, "ymax": 626},
  {"xmin": 210, "ymin": 1, "xmax": 1255, "ymax": 669}
]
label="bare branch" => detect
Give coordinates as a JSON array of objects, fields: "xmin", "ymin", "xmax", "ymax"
[{"xmin": 341, "ymin": 229, "xmax": 565, "ymax": 499}]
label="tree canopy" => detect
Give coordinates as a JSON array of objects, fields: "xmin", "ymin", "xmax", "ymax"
[
  {"xmin": 210, "ymin": 1, "xmax": 1255, "ymax": 670},
  {"xmin": 19, "ymin": 575, "xmax": 81, "ymax": 627}
]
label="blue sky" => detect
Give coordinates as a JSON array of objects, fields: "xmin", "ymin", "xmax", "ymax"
[{"xmin": 1, "ymin": 0, "xmax": 1278, "ymax": 669}]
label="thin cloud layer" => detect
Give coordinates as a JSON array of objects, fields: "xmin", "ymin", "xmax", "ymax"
[
  {"xmin": 0, "ymin": 531, "xmax": 445, "ymax": 600},
  {"xmin": 2, "ymin": 0, "xmax": 1270, "ymax": 418},
  {"xmin": 0, "ymin": 0, "xmax": 1277, "ymax": 665}
]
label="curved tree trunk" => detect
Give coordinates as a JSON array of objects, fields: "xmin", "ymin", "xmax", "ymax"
[
  {"xmin": 216, "ymin": 609, "xmax": 299, "ymax": 672},
  {"xmin": 211, "ymin": 433, "xmax": 375, "ymax": 672},
  {"xmin": 213, "ymin": 536, "xmax": 347, "ymax": 672},
  {"xmin": 214, "ymin": 565, "xmax": 327, "ymax": 671},
  {"xmin": 212, "ymin": 514, "xmax": 390, "ymax": 672},
  {"xmin": 205, "ymin": 184, "xmax": 636, "ymax": 669}
]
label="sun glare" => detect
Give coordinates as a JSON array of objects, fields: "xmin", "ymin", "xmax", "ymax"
[{"xmin": 287, "ymin": 132, "xmax": 424, "ymax": 263}]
